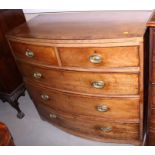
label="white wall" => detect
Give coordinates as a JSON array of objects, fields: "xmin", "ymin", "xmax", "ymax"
[
  {"xmin": 22, "ymin": 0, "xmax": 154, "ymax": 21},
  {"xmin": 22, "ymin": 0, "xmax": 154, "ymax": 13},
  {"xmin": 24, "ymin": 13, "xmax": 39, "ymax": 21}
]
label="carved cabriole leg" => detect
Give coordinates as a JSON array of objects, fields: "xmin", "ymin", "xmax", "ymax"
[
  {"xmin": 9, "ymin": 85, "xmax": 26, "ymax": 119},
  {"xmin": 1, "ymin": 98, "xmax": 6, "ymax": 102},
  {"xmin": 10, "ymin": 84, "xmax": 26, "ymax": 119},
  {"xmin": 9, "ymin": 100, "xmax": 25, "ymax": 119},
  {"xmin": 0, "ymin": 96, "xmax": 25, "ymax": 119},
  {"xmin": 0, "ymin": 83, "xmax": 26, "ymax": 119}
]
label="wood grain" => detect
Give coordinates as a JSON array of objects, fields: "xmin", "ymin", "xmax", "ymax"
[
  {"xmin": 10, "ymin": 41, "xmax": 58, "ymax": 66},
  {"xmin": 26, "ymin": 82, "xmax": 140, "ymax": 121},
  {"xmin": 151, "ymin": 86, "xmax": 155, "ymax": 107},
  {"xmin": 0, "ymin": 9, "xmax": 26, "ymax": 118},
  {"xmin": 17, "ymin": 61, "xmax": 139, "ymax": 95},
  {"xmin": 151, "ymin": 61, "xmax": 155, "ymax": 82},
  {"xmin": 145, "ymin": 25, "xmax": 155, "ymax": 145},
  {"xmin": 147, "ymin": 129, "xmax": 155, "ymax": 145},
  {"xmin": 0, "ymin": 122, "xmax": 15, "ymax": 146},
  {"xmin": 7, "ymin": 11, "xmax": 151, "ymax": 41},
  {"xmin": 6, "ymin": 11, "xmax": 149, "ymax": 144},
  {"xmin": 149, "ymin": 108, "xmax": 155, "ymax": 129},
  {"xmin": 58, "ymin": 46, "xmax": 139, "ymax": 68},
  {"xmin": 37, "ymin": 103, "xmax": 140, "ymax": 141}
]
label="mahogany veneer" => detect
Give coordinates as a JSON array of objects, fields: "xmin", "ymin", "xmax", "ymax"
[
  {"xmin": 0, "ymin": 122, "xmax": 15, "ymax": 146},
  {"xmin": 7, "ymin": 11, "xmax": 152, "ymax": 145},
  {"xmin": 146, "ymin": 11, "xmax": 155, "ymax": 145},
  {"xmin": 0, "ymin": 9, "xmax": 26, "ymax": 118}
]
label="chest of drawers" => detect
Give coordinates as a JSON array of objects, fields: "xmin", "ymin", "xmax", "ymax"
[
  {"xmin": 0, "ymin": 9, "xmax": 26, "ymax": 118},
  {"xmin": 146, "ymin": 11, "xmax": 155, "ymax": 145},
  {"xmin": 7, "ymin": 11, "xmax": 151, "ymax": 145}
]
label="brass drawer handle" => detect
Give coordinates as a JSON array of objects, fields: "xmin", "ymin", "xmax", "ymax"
[
  {"xmin": 89, "ymin": 54, "xmax": 102, "ymax": 64},
  {"xmin": 41, "ymin": 94, "xmax": 49, "ymax": 100},
  {"xmin": 25, "ymin": 49, "xmax": 34, "ymax": 58},
  {"xmin": 100, "ymin": 127, "xmax": 112, "ymax": 132},
  {"xmin": 33, "ymin": 72, "xmax": 42, "ymax": 79},
  {"xmin": 49, "ymin": 113, "xmax": 57, "ymax": 119},
  {"xmin": 92, "ymin": 81, "xmax": 105, "ymax": 89},
  {"xmin": 96, "ymin": 105, "xmax": 109, "ymax": 112}
]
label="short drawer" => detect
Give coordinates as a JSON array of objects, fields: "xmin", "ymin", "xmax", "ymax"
[
  {"xmin": 9, "ymin": 41, "xmax": 58, "ymax": 66},
  {"xmin": 18, "ymin": 62, "xmax": 139, "ymax": 95},
  {"xmin": 58, "ymin": 46, "xmax": 139, "ymax": 68},
  {"xmin": 37, "ymin": 104, "xmax": 139, "ymax": 141},
  {"xmin": 26, "ymin": 82, "xmax": 140, "ymax": 121}
]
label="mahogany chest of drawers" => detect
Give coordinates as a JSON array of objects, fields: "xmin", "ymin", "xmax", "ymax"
[
  {"xmin": 146, "ymin": 11, "xmax": 155, "ymax": 145},
  {"xmin": 0, "ymin": 9, "xmax": 26, "ymax": 118},
  {"xmin": 7, "ymin": 11, "xmax": 151, "ymax": 145}
]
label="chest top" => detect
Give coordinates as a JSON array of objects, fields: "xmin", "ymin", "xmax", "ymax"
[{"xmin": 7, "ymin": 11, "xmax": 152, "ymax": 43}]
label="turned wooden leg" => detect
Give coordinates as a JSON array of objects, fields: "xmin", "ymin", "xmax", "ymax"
[
  {"xmin": 1, "ymin": 98, "xmax": 6, "ymax": 102},
  {"xmin": 0, "ymin": 84, "xmax": 26, "ymax": 119},
  {"xmin": 9, "ymin": 100, "xmax": 25, "ymax": 119},
  {"xmin": 21, "ymin": 91, "xmax": 25, "ymax": 97}
]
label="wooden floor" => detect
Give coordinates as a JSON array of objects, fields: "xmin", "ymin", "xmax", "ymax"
[{"xmin": 0, "ymin": 91, "xmax": 131, "ymax": 146}]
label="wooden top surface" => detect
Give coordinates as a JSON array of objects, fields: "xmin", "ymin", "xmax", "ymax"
[{"xmin": 7, "ymin": 11, "xmax": 152, "ymax": 42}]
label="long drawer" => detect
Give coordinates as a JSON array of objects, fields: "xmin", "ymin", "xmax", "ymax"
[
  {"xmin": 18, "ymin": 61, "xmax": 139, "ymax": 95},
  {"xmin": 58, "ymin": 46, "xmax": 139, "ymax": 68},
  {"xmin": 37, "ymin": 103, "xmax": 139, "ymax": 141},
  {"xmin": 26, "ymin": 82, "xmax": 140, "ymax": 121},
  {"xmin": 9, "ymin": 41, "xmax": 58, "ymax": 66}
]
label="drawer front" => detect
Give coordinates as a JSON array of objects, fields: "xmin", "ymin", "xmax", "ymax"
[
  {"xmin": 152, "ymin": 28, "xmax": 155, "ymax": 58},
  {"xmin": 37, "ymin": 104, "xmax": 139, "ymax": 141},
  {"xmin": 58, "ymin": 46, "xmax": 139, "ymax": 68},
  {"xmin": 149, "ymin": 108, "xmax": 155, "ymax": 129},
  {"xmin": 9, "ymin": 41, "xmax": 58, "ymax": 66},
  {"xmin": 18, "ymin": 62, "xmax": 139, "ymax": 95},
  {"xmin": 148, "ymin": 130, "xmax": 155, "ymax": 146},
  {"xmin": 26, "ymin": 83, "xmax": 140, "ymax": 121},
  {"xmin": 151, "ymin": 86, "xmax": 155, "ymax": 107},
  {"xmin": 152, "ymin": 62, "xmax": 155, "ymax": 82}
]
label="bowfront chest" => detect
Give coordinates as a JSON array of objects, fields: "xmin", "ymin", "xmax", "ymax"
[{"xmin": 7, "ymin": 11, "xmax": 152, "ymax": 145}]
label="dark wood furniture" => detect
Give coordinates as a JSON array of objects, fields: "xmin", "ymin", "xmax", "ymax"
[
  {"xmin": 7, "ymin": 11, "xmax": 152, "ymax": 145},
  {"xmin": 145, "ymin": 11, "xmax": 155, "ymax": 145},
  {"xmin": 0, "ymin": 122, "xmax": 15, "ymax": 146},
  {"xmin": 0, "ymin": 9, "xmax": 26, "ymax": 118}
]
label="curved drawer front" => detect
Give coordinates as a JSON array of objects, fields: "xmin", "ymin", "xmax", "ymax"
[
  {"xmin": 58, "ymin": 46, "xmax": 139, "ymax": 68},
  {"xmin": 37, "ymin": 104, "xmax": 139, "ymax": 141},
  {"xmin": 10, "ymin": 41, "xmax": 58, "ymax": 66},
  {"xmin": 26, "ymin": 83, "xmax": 140, "ymax": 121},
  {"xmin": 18, "ymin": 62, "xmax": 139, "ymax": 95}
]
